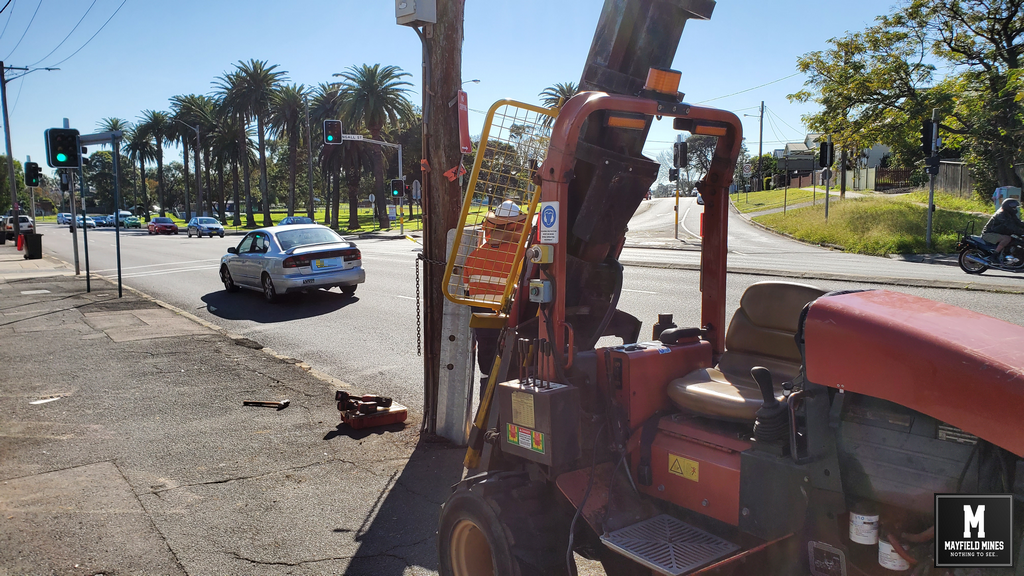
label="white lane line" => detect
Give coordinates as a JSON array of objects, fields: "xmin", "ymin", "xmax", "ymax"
[
  {"xmin": 91, "ymin": 258, "xmax": 221, "ymax": 273},
  {"xmin": 680, "ymin": 204, "xmax": 700, "ymax": 239},
  {"xmin": 395, "ymin": 295, "xmax": 416, "ymax": 300},
  {"xmin": 112, "ymin": 264, "xmax": 218, "ymax": 279},
  {"xmin": 621, "ymin": 288, "xmax": 659, "ymax": 295}
]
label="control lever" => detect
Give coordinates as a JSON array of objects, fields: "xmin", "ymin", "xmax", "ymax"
[{"xmin": 751, "ymin": 366, "xmax": 788, "ymax": 444}]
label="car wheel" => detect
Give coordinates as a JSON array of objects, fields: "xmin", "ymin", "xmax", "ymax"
[
  {"xmin": 340, "ymin": 285, "xmax": 357, "ymax": 297},
  {"xmin": 262, "ymin": 274, "xmax": 278, "ymax": 303},
  {"xmin": 210, "ymin": 232, "xmax": 215, "ymax": 238},
  {"xmin": 188, "ymin": 230, "xmax": 192, "ymax": 238},
  {"xmin": 219, "ymin": 232, "xmax": 225, "ymax": 238},
  {"xmin": 174, "ymin": 230, "xmax": 178, "ymax": 235},
  {"xmin": 220, "ymin": 266, "xmax": 239, "ymax": 293}
]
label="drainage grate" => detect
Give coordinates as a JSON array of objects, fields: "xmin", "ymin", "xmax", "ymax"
[{"xmin": 601, "ymin": 514, "xmax": 740, "ymax": 575}]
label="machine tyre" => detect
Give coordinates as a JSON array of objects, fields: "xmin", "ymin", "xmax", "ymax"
[
  {"xmin": 438, "ymin": 472, "xmax": 570, "ymax": 576},
  {"xmin": 958, "ymin": 248, "xmax": 989, "ymax": 274},
  {"xmin": 220, "ymin": 266, "xmax": 239, "ymax": 293}
]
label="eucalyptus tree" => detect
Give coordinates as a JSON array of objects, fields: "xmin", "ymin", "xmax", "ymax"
[
  {"xmin": 270, "ymin": 83, "xmax": 307, "ymax": 216},
  {"xmin": 334, "ymin": 64, "xmax": 414, "ymax": 228},
  {"xmin": 137, "ymin": 110, "xmax": 172, "ymax": 216}
]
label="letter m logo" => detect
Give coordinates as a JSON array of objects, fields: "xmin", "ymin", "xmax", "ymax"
[{"xmin": 963, "ymin": 505, "xmax": 986, "ymax": 538}]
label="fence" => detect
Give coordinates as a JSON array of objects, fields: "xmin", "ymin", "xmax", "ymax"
[
  {"xmin": 873, "ymin": 168, "xmax": 916, "ymax": 191},
  {"xmin": 934, "ymin": 161, "xmax": 975, "ymax": 198}
]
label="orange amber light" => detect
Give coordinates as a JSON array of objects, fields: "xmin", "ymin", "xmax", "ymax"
[{"xmin": 644, "ymin": 67, "xmax": 682, "ymax": 95}]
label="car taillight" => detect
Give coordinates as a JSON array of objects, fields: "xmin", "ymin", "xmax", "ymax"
[
  {"xmin": 343, "ymin": 249, "xmax": 361, "ymax": 261},
  {"xmin": 283, "ymin": 255, "xmax": 312, "ymax": 268}
]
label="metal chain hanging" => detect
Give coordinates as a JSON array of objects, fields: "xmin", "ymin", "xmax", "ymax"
[{"xmin": 415, "ymin": 252, "xmax": 448, "ymax": 357}]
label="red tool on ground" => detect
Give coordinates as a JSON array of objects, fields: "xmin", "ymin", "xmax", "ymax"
[{"xmin": 335, "ymin": 391, "xmax": 407, "ymax": 429}]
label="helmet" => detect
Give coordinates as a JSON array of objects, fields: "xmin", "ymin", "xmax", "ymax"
[{"xmin": 1002, "ymin": 197, "xmax": 1020, "ymax": 213}]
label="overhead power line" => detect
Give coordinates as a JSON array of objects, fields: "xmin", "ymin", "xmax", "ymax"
[
  {"xmin": 28, "ymin": 0, "xmax": 96, "ymax": 67},
  {"xmin": 0, "ymin": 0, "xmax": 16, "ymax": 44},
  {"xmin": 696, "ymin": 72, "xmax": 802, "ymax": 104},
  {"xmin": 0, "ymin": 0, "xmax": 13, "ymax": 16},
  {"xmin": 46, "ymin": 0, "xmax": 127, "ymax": 68},
  {"xmin": 3, "ymin": 0, "xmax": 41, "ymax": 61}
]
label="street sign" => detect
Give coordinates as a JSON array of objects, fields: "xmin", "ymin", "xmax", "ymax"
[
  {"xmin": 742, "ymin": 164, "xmax": 751, "ymax": 177},
  {"xmin": 458, "ymin": 91, "xmax": 471, "ymax": 154},
  {"xmin": 388, "ymin": 205, "xmax": 397, "ymax": 220},
  {"xmin": 368, "ymin": 194, "xmax": 375, "ymax": 203},
  {"xmin": 412, "ymin": 180, "xmax": 421, "ymax": 200},
  {"xmin": 341, "ymin": 134, "xmax": 364, "ymax": 141}
]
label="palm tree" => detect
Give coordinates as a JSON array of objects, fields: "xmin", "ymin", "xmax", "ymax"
[
  {"xmin": 97, "ymin": 118, "xmax": 131, "ymax": 208},
  {"xmin": 311, "ymin": 83, "xmax": 343, "ymax": 226},
  {"xmin": 124, "ymin": 127, "xmax": 155, "ymax": 221},
  {"xmin": 214, "ymin": 71, "xmax": 255, "ymax": 227},
  {"xmin": 232, "ymin": 59, "xmax": 287, "ymax": 226},
  {"xmin": 270, "ymin": 83, "xmax": 307, "ymax": 217},
  {"xmin": 334, "ymin": 64, "xmax": 414, "ymax": 228},
  {"xmin": 137, "ymin": 110, "xmax": 172, "ymax": 216},
  {"xmin": 538, "ymin": 82, "xmax": 579, "ymax": 127}
]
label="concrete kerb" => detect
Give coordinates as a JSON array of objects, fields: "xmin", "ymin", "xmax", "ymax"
[{"xmin": 52, "ymin": 254, "xmax": 360, "ymax": 396}]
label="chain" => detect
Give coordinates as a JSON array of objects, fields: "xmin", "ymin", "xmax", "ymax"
[{"xmin": 415, "ymin": 252, "xmax": 448, "ymax": 357}]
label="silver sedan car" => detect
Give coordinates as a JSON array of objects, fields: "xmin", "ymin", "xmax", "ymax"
[{"xmin": 219, "ymin": 225, "xmax": 365, "ymax": 303}]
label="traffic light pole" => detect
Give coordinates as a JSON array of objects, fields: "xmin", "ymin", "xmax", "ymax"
[{"xmin": 1, "ymin": 63, "xmax": 25, "ymax": 238}]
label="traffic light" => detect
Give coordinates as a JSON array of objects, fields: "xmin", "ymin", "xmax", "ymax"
[
  {"xmin": 324, "ymin": 120, "xmax": 342, "ymax": 144},
  {"xmin": 925, "ymin": 155, "xmax": 940, "ymax": 175},
  {"xmin": 44, "ymin": 128, "xmax": 81, "ymax": 168},
  {"xmin": 920, "ymin": 120, "xmax": 934, "ymax": 155},
  {"xmin": 24, "ymin": 162, "xmax": 39, "ymax": 187},
  {"xmin": 390, "ymin": 179, "xmax": 404, "ymax": 197},
  {"xmin": 673, "ymin": 141, "xmax": 687, "ymax": 168},
  {"xmin": 818, "ymin": 142, "xmax": 834, "ymax": 168},
  {"xmin": 668, "ymin": 168, "xmax": 678, "ymax": 182}
]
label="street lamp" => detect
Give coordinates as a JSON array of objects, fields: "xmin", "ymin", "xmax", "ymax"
[
  {"xmin": 462, "ymin": 79, "xmax": 480, "ymax": 85},
  {"xmin": 172, "ymin": 118, "xmax": 202, "ymax": 219}
]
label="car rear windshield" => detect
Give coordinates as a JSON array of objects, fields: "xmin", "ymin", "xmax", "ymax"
[
  {"xmin": 276, "ymin": 227, "xmax": 346, "ymax": 251},
  {"xmin": 198, "ymin": 218, "xmax": 219, "ymax": 225},
  {"xmin": 154, "ymin": 217, "xmax": 174, "ymax": 224}
]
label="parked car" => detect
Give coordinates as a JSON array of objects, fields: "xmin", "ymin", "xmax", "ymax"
[
  {"xmin": 147, "ymin": 217, "xmax": 178, "ymax": 235},
  {"xmin": 4, "ymin": 215, "xmax": 35, "ymax": 239},
  {"xmin": 277, "ymin": 216, "xmax": 315, "ymax": 226},
  {"xmin": 56, "ymin": 213, "xmax": 73, "ymax": 225},
  {"xmin": 125, "ymin": 216, "xmax": 141, "ymax": 229},
  {"xmin": 187, "ymin": 217, "xmax": 225, "ymax": 238},
  {"xmin": 219, "ymin": 224, "xmax": 364, "ymax": 303},
  {"xmin": 696, "ymin": 193, "xmax": 704, "ymax": 206},
  {"xmin": 74, "ymin": 215, "xmax": 96, "ymax": 229},
  {"xmin": 103, "ymin": 215, "xmax": 117, "ymax": 227}
]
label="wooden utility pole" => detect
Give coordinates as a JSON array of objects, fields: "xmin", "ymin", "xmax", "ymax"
[{"xmin": 415, "ymin": 0, "xmax": 464, "ymax": 433}]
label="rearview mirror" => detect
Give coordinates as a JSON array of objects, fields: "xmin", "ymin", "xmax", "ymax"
[{"xmin": 227, "ymin": 247, "xmax": 238, "ymax": 254}]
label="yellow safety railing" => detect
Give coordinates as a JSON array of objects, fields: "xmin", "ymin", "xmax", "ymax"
[{"xmin": 443, "ymin": 99, "xmax": 558, "ymax": 310}]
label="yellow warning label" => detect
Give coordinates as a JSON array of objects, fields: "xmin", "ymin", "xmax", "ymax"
[
  {"xmin": 510, "ymin": 391, "xmax": 535, "ymax": 429},
  {"xmin": 668, "ymin": 454, "xmax": 699, "ymax": 482}
]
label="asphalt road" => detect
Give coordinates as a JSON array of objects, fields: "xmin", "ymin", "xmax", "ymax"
[{"xmin": 38, "ymin": 215, "xmax": 1024, "ymax": 416}]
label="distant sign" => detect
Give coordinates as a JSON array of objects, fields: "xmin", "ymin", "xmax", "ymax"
[
  {"xmin": 368, "ymin": 194, "xmax": 375, "ymax": 203},
  {"xmin": 388, "ymin": 205, "xmax": 397, "ymax": 220},
  {"xmin": 341, "ymin": 134, "xmax": 364, "ymax": 141},
  {"xmin": 742, "ymin": 164, "xmax": 751, "ymax": 177},
  {"xmin": 412, "ymin": 180, "xmax": 421, "ymax": 200}
]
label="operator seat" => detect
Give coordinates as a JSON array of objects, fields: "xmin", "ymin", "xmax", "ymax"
[{"xmin": 667, "ymin": 282, "xmax": 826, "ymax": 422}]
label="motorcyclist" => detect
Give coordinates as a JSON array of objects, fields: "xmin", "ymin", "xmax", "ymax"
[{"xmin": 981, "ymin": 197, "xmax": 1024, "ymax": 264}]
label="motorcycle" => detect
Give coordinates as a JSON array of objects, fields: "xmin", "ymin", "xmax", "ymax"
[{"xmin": 956, "ymin": 221, "xmax": 1024, "ymax": 274}]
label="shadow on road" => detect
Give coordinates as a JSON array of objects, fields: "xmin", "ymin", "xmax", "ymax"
[
  {"xmin": 200, "ymin": 288, "xmax": 356, "ymax": 323},
  {"xmin": 344, "ymin": 437, "xmax": 465, "ymax": 575}
]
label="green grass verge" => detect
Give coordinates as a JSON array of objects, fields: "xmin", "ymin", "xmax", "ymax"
[
  {"xmin": 731, "ymin": 188, "xmax": 827, "ymax": 213},
  {"xmin": 903, "ymin": 190, "xmax": 995, "ymax": 214},
  {"xmin": 753, "ymin": 196, "xmax": 988, "ymax": 255}
]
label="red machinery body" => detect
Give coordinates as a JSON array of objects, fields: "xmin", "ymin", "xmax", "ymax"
[{"xmin": 804, "ymin": 289, "xmax": 1024, "ymax": 456}]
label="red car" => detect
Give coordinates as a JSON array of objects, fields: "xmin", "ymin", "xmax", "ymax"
[{"xmin": 147, "ymin": 217, "xmax": 179, "ymax": 235}]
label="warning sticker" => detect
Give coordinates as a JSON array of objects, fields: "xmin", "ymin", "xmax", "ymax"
[
  {"xmin": 506, "ymin": 423, "xmax": 545, "ymax": 454},
  {"xmin": 668, "ymin": 454, "xmax": 699, "ymax": 482},
  {"xmin": 539, "ymin": 202, "xmax": 558, "ymax": 244},
  {"xmin": 511, "ymin": 391, "xmax": 536, "ymax": 429}
]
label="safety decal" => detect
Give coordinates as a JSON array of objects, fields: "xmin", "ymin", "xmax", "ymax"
[
  {"xmin": 539, "ymin": 202, "xmax": 558, "ymax": 244},
  {"xmin": 668, "ymin": 453, "xmax": 699, "ymax": 482},
  {"xmin": 507, "ymin": 423, "xmax": 545, "ymax": 454}
]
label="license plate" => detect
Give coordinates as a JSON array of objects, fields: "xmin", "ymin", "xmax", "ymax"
[
  {"xmin": 314, "ymin": 257, "xmax": 341, "ymax": 269},
  {"xmin": 302, "ymin": 278, "xmax": 315, "ymax": 285}
]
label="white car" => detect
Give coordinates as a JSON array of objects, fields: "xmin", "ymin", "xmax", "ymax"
[
  {"xmin": 74, "ymin": 215, "xmax": 97, "ymax": 229},
  {"xmin": 4, "ymin": 215, "xmax": 34, "ymax": 239},
  {"xmin": 219, "ymin": 224, "xmax": 364, "ymax": 303}
]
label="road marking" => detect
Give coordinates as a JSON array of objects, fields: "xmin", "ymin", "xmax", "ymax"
[
  {"xmin": 621, "ymin": 288, "xmax": 659, "ymax": 295},
  {"xmin": 681, "ymin": 203, "xmax": 700, "ymax": 239},
  {"xmin": 91, "ymin": 258, "xmax": 221, "ymax": 273},
  {"xmin": 113, "ymin": 264, "xmax": 217, "ymax": 279},
  {"xmin": 395, "ymin": 295, "xmax": 415, "ymax": 300}
]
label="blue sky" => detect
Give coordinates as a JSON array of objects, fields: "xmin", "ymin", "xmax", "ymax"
[{"xmin": 2, "ymin": 0, "xmax": 899, "ymax": 178}]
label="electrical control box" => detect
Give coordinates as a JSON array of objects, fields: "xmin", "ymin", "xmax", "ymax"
[
  {"xmin": 396, "ymin": 0, "xmax": 436, "ymax": 25},
  {"xmin": 528, "ymin": 279, "xmax": 552, "ymax": 303},
  {"xmin": 497, "ymin": 379, "xmax": 579, "ymax": 469}
]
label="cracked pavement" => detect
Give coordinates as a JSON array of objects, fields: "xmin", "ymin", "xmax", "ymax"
[{"xmin": 0, "ymin": 266, "xmax": 466, "ymax": 575}]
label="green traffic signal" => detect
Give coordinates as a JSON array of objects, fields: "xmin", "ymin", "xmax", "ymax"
[
  {"xmin": 57, "ymin": 153, "xmax": 67, "ymax": 162},
  {"xmin": 327, "ymin": 135, "xmax": 334, "ymax": 142},
  {"xmin": 44, "ymin": 128, "xmax": 81, "ymax": 168}
]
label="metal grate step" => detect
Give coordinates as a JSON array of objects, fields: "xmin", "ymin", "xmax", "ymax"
[{"xmin": 600, "ymin": 514, "xmax": 740, "ymax": 575}]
